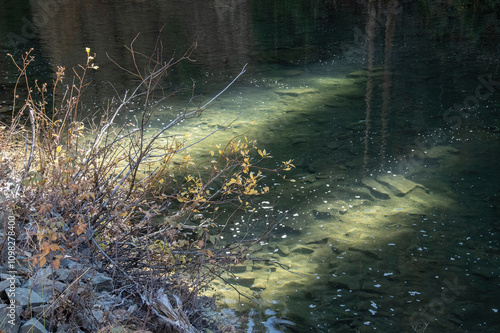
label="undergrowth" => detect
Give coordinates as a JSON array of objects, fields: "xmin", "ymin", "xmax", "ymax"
[{"xmin": 0, "ymin": 37, "xmax": 293, "ymax": 332}]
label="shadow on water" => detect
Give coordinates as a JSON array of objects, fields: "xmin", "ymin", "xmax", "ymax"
[{"xmin": 2, "ymin": 0, "xmax": 500, "ymax": 332}]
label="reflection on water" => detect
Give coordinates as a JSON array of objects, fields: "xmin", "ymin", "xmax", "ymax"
[{"xmin": 2, "ymin": 0, "xmax": 500, "ymax": 332}]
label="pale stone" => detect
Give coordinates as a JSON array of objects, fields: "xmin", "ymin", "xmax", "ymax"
[
  {"xmin": 10, "ymin": 287, "xmax": 45, "ymax": 307},
  {"xmin": 19, "ymin": 318, "xmax": 49, "ymax": 333}
]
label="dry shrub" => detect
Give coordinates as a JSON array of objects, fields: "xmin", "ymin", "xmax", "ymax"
[{"xmin": 0, "ymin": 35, "xmax": 292, "ymax": 331}]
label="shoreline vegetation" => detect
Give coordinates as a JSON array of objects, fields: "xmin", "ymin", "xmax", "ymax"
[{"xmin": 0, "ymin": 39, "xmax": 293, "ymax": 332}]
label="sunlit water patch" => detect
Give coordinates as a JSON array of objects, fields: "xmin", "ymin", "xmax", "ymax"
[{"xmin": 112, "ymin": 62, "xmax": 500, "ymax": 332}]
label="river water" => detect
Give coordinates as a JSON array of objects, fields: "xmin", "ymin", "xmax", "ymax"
[{"xmin": 1, "ymin": 1, "xmax": 500, "ymax": 332}]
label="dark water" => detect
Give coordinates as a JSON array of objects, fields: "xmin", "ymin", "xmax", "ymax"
[{"xmin": 1, "ymin": 1, "xmax": 500, "ymax": 332}]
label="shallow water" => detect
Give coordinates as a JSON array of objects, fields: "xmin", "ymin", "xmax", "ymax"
[
  {"xmin": 2, "ymin": 1, "xmax": 500, "ymax": 332},
  {"xmin": 165, "ymin": 60, "xmax": 500, "ymax": 333}
]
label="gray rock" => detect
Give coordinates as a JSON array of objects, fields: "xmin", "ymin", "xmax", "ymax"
[
  {"xmin": 75, "ymin": 311, "xmax": 96, "ymax": 331},
  {"xmin": 376, "ymin": 174, "xmax": 427, "ymax": 196},
  {"xmin": 0, "ymin": 303, "xmax": 21, "ymax": 333},
  {"xmin": 25, "ymin": 267, "xmax": 53, "ymax": 288},
  {"xmin": 0, "ymin": 274, "xmax": 21, "ymax": 285},
  {"xmin": 0, "ymin": 275, "xmax": 20, "ymax": 294},
  {"xmin": 61, "ymin": 259, "xmax": 84, "ymax": 270},
  {"xmin": 92, "ymin": 309, "xmax": 104, "ymax": 321},
  {"xmin": 9, "ymin": 287, "xmax": 45, "ymax": 307},
  {"xmin": 56, "ymin": 323, "xmax": 79, "ymax": 333},
  {"xmin": 89, "ymin": 272, "xmax": 114, "ymax": 292},
  {"xmin": 55, "ymin": 268, "xmax": 75, "ymax": 283},
  {"xmin": 29, "ymin": 279, "xmax": 67, "ymax": 302},
  {"xmin": 19, "ymin": 318, "xmax": 49, "ymax": 333},
  {"xmin": 30, "ymin": 304, "xmax": 51, "ymax": 318}
]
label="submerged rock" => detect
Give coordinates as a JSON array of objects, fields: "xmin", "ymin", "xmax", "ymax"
[
  {"xmin": 376, "ymin": 174, "xmax": 428, "ymax": 196},
  {"xmin": 290, "ymin": 245, "xmax": 315, "ymax": 255},
  {"xmin": 329, "ymin": 274, "xmax": 362, "ymax": 290},
  {"xmin": 276, "ymin": 245, "xmax": 291, "ymax": 256},
  {"xmin": 362, "ymin": 177, "xmax": 391, "ymax": 199},
  {"xmin": 274, "ymin": 87, "xmax": 319, "ymax": 97},
  {"xmin": 348, "ymin": 247, "xmax": 381, "ymax": 260},
  {"xmin": 425, "ymin": 145, "xmax": 460, "ymax": 159},
  {"xmin": 312, "ymin": 210, "xmax": 332, "ymax": 220}
]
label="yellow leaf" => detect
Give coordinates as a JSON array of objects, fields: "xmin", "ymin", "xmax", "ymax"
[
  {"xmin": 56, "ymin": 146, "xmax": 62, "ymax": 153},
  {"xmin": 52, "ymin": 258, "xmax": 61, "ymax": 270},
  {"xmin": 39, "ymin": 256, "xmax": 46, "ymax": 268}
]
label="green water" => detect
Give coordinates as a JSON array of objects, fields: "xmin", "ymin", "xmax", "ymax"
[
  {"xmin": 154, "ymin": 59, "xmax": 500, "ymax": 333},
  {"xmin": 1, "ymin": 1, "xmax": 500, "ymax": 332}
]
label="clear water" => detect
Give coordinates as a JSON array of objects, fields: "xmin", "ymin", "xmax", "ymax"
[{"xmin": 1, "ymin": 1, "xmax": 499, "ymax": 332}]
